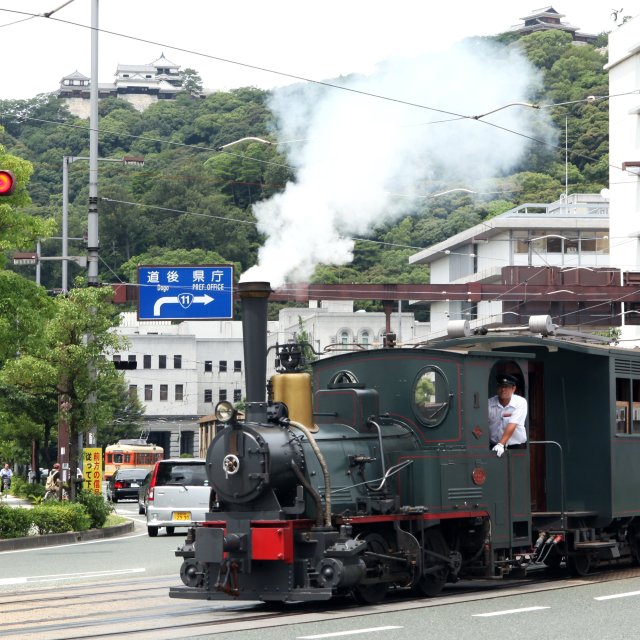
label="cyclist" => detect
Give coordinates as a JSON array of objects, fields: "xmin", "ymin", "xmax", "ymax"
[
  {"xmin": 0, "ymin": 463, "xmax": 12, "ymax": 493},
  {"xmin": 44, "ymin": 463, "xmax": 68, "ymax": 500}
]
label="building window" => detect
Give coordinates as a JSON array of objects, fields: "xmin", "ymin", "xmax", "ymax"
[
  {"xmin": 144, "ymin": 385, "xmax": 153, "ymax": 401},
  {"xmin": 219, "ymin": 389, "xmax": 227, "ymax": 401},
  {"xmin": 159, "ymin": 355, "xmax": 167, "ymax": 369},
  {"xmin": 180, "ymin": 431, "xmax": 194, "ymax": 455},
  {"xmin": 340, "ymin": 331, "xmax": 349, "ymax": 345},
  {"xmin": 128, "ymin": 384, "xmax": 137, "ymax": 399},
  {"xmin": 233, "ymin": 389, "xmax": 242, "ymax": 402},
  {"xmin": 361, "ymin": 331, "xmax": 370, "ymax": 346},
  {"xmin": 175, "ymin": 384, "xmax": 184, "ymax": 401},
  {"xmin": 204, "ymin": 389, "xmax": 212, "ymax": 402},
  {"xmin": 113, "ymin": 355, "xmax": 121, "ymax": 363},
  {"xmin": 128, "ymin": 355, "xmax": 136, "ymax": 364},
  {"xmin": 174, "ymin": 355, "xmax": 182, "ymax": 369},
  {"xmin": 219, "ymin": 360, "xmax": 227, "ymax": 373},
  {"xmin": 204, "ymin": 361, "xmax": 212, "ymax": 372},
  {"xmin": 234, "ymin": 360, "xmax": 242, "ymax": 373},
  {"xmin": 581, "ymin": 231, "xmax": 609, "ymax": 254},
  {"xmin": 160, "ymin": 384, "xmax": 168, "ymax": 401},
  {"xmin": 513, "ymin": 230, "xmax": 529, "ymax": 254},
  {"xmin": 143, "ymin": 355, "xmax": 151, "ymax": 369}
]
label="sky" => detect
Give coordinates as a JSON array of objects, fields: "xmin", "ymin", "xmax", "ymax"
[
  {"xmin": 1, "ymin": 1, "xmax": 635, "ymax": 286},
  {"xmin": 0, "ymin": 1, "xmax": 635, "ymax": 101}
]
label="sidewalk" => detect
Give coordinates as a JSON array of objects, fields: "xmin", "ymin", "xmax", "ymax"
[{"xmin": 1, "ymin": 494, "xmax": 32, "ymax": 508}]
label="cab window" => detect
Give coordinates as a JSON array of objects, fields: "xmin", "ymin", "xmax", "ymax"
[{"xmin": 412, "ymin": 366, "xmax": 451, "ymax": 427}]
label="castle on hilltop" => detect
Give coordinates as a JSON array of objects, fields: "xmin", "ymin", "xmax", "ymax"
[
  {"xmin": 57, "ymin": 53, "xmax": 183, "ymax": 117},
  {"xmin": 509, "ymin": 6, "xmax": 599, "ymax": 44}
]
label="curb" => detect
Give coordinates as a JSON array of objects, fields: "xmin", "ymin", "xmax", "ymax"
[{"xmin": 0, "ymin": 521, "xmax": 135, "ymax": 551}]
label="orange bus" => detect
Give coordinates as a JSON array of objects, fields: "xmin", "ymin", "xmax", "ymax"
[{"xmin": 104, "ymin": 439, "xmax": 164, "ymax": 480}]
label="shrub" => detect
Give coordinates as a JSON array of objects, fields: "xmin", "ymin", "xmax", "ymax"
[
  {"xmin": 75, "ymin": 490, "xmax": 113, "ymax": 528},
  {"xmin": 31, "ymin": 503, "xmax": 91, "ymax": 534},
  {"xmin": 10, "ymin": 476, "xmax": 29, "ymax": 498},
  {"xmin": 0, "ymin": 504, "xmax": 32, "ymax": 538}
]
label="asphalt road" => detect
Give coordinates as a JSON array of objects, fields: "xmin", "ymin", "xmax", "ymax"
[
  {"xmin": 0, "ymin": 499, "xmax": 182, "ymax": 592},
  {"xmin": 4, "ymin": 503, "xmax": 640, "ymax": 639}
]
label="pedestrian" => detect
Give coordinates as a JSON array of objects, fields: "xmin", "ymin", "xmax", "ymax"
[
  {"xmin": 0, "ymin": 462, "xmax": 13, "ymax": 493},
  {"xmin": 488, "ymin": 374, "xmax": 528, "ymax": 457}
]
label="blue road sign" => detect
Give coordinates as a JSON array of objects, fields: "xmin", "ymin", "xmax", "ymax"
[{"xmin": 138, "ymin": 265, "xmax": 234, "ymax": 320}]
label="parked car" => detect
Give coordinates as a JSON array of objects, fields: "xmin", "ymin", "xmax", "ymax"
[
  {"xmin": 107, "ymin": 468, "xmax": 149, "ymax": 503},
  {"xmin": 138, "ymin": 471, "xmax": 151, "ymax": 514},
  {"xmin": 146, "ymin": 459, "xmax": 210, "ymax": 537}
]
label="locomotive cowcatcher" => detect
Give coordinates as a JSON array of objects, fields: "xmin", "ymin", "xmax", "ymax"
[{"xmin": 170, "ymin": 281, "xmax": 640, "ymax": 603}]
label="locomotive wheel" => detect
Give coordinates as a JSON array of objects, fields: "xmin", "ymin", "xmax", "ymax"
[
  {"xmin": 568, "ymin": 553, "xmax": 591, "ymax": 577},
  {"xmin": 352, "ymin": 533, "xmax": 390, "ymax": 605},
  {"xmin": 417, "ymin": 528, "xmax": 449, "ymax": 598}
]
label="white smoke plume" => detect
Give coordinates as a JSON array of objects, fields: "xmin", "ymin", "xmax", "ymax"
[{"xmin": 242, "ymin": 39, "xmax": 553, "ymax": 287}]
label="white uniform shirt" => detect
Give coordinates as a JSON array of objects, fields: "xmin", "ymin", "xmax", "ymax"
[{"xmin": 488, "ymin": 393, "xmax": 528, "ymax": 445}]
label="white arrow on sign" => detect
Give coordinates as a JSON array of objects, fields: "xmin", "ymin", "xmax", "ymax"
[{"xmin": 153, "ymin": 293, "xmax": 214, "ymax": 317}]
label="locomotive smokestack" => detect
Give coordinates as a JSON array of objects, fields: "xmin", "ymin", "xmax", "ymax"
[{"xmin": 239, "ymin": 281, "xmax": 272, "ymax": 420}]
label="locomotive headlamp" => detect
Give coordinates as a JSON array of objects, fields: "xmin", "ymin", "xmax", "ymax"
[{"xmin": 215, "ymin": 400, "xmax": 236, "ymax": 423}]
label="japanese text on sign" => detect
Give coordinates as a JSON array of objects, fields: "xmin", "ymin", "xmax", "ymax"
[{"xmin": 83, "ymin": 447, "xmax": 103, "ymax": 495}]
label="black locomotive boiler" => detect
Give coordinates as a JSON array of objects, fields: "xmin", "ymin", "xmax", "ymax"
[{"xmin": 170, "ymin": 281, "xmax": 640, "ymax": 603}]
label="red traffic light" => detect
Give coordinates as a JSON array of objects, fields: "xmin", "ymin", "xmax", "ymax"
[{"xmin": 0, "ymin": 170, "xmax": 16, "ymax": 196}]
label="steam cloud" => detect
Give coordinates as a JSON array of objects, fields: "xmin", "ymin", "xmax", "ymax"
[{"xmin": 242, "ymin": 39, "xmax": 553, "ymax": 287}]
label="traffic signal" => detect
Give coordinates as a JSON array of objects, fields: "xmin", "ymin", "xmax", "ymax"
[{"xmin": 0, "ymin": 170, "xmax": 15, "ymax": 196}]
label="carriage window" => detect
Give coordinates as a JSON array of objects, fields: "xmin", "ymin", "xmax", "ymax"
[
  {"xmin": 113, "ymin": 453, "xmax": 124, "ymax": 463},
  {"xmin": 412, "ymin": 366, "xmax": 451, "ymax": 427},
  {"xmin": 616, "ymin": 378, "xmax": 631, "ymax": 434}
]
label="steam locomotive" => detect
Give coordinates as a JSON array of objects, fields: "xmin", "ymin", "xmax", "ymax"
[{"xmin": 170, "ymin": 281, "xmax": 640, "ymax": 604}]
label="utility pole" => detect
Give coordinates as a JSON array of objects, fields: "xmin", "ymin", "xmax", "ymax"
[{"xmin": 87, "ymin": 0, "xmax": 99, "ymax": 287}]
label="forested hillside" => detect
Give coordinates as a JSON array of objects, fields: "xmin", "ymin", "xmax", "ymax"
[{"xmin": 0, "ymin": 29, "xmax": 609, "ymax": 296}]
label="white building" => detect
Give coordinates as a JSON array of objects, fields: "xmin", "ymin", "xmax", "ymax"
[
  {"xmin": 409, "ymin": 194, "xmax": 609, "ymax": 335},
  {"xmin": 112, "ymin": 302, "xmax": 430, "ymax": 454},
  {"xmin": 606, "ymin": 16, "xmax": 640, "ymax": 341}
]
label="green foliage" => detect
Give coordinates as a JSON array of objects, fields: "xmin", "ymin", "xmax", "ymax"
[
  {"xmin": 75, "ymin": 489, "xmax": 113, "ymax": 528},
  {"xmin": 31, "ymin": 502, "xmax": 91, "ymax": 534},
  {"xmin": 9, "ymin": 476, "xmax": 45, "ymax": 500},
  {"xmin": 0, "ymin": 504, "xmax": 32, "ymax": 538},
  {"xmin": 179, "ymin": 68, "xmax": 204, "ymax": 97}
]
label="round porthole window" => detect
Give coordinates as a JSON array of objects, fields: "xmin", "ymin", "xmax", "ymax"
[{"xmin": 412, "ymin": 366, "xmax": 451, "ymax": 427}]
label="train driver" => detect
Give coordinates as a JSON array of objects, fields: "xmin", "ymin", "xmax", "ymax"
[{"xmin": 488, "ymin": 374, "xmax": 528, "ymax": 457}]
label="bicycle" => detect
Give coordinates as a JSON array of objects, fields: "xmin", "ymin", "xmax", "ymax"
[{"xmin": 43, "ymin": 486, "xmax": 69, "ymax": 501}]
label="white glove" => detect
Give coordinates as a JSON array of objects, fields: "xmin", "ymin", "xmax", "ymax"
[{"xmin": 492, "ymin": 443, "xmax": 505, "ymax": 458}]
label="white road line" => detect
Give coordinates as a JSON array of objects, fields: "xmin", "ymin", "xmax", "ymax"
[
  {"xmin": 0, "ymin": 568, "xmax": 145, "ymax": 586},
  {"xmin": 595, "ymin": 590, "xmax": 640, "ymax": 601},
  {"xmin": 473, "ymin": 606, "xmax": 550, "ymax": 617},
  {"xmin": 0, "ymin": 531, "xmax": 148, "ymax": 555},
  {"xmin": 298, "ymin": 627, "xmax": 403, "ymax": 639}
]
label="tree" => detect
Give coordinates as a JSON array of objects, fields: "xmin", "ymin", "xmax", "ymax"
[
  {"xmin": 1, "ymin": 285, "xmax": 128, "ymax": 492},
  {"xmin": 179, "ymin": 68, "xmax": 204, "ymax": 97}
]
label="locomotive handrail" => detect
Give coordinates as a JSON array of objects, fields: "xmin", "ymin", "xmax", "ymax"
[{"xmin": 528, "ymin": 440, "xmax": 566, "ymax": 530}]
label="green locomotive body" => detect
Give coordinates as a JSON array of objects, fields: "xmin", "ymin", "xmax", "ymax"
[{"xmin": 171, "ymin": 283, "xmax": 640, "ymax": 604}]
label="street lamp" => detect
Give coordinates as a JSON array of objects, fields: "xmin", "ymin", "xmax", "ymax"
[
  {"xmin": 215, "ymin": 136, "xmax": 272, "ymax": 151},
  {"xmin": 63, "ymin": 155, "xmax": 144, "ymax": 292}
]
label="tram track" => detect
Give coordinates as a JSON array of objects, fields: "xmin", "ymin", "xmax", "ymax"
[{"xmin": 3, "ymin": 565, "xmax": 640, "ymax": 640}]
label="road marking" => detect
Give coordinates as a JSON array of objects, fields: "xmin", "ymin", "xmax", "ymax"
[
  {"xmin": 0, "ymin": 531, "xmax": 148, "ymax": 555},
  {"xmin": 595, "ymin": 590, "xmax": 640, "ymax": 601},
  {"xmin": 298, "ymin": 627, "xmax": 403, "ymax": 639},
  {"xmin": 0, "ymin": 568, "xmax": 145, "ymax": 586},
  {"xmin": 473, "ymin": 606, "xmax": 550, "ymax": 617}
]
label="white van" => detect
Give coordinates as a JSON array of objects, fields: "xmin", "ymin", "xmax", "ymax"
[{"xmin": 145, "ymin": 458, "xmax": 211, "ymax": 537}]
